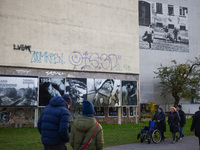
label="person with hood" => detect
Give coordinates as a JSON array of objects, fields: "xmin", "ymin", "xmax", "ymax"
[
  {"xmin": 37, "ymin": 94, "xmax": 72, "ymax": 150},
  {"xmin": 168, "ymin": 107, "xmax": 180, "ymax": 144},
  {"xmin": 191, "ymin": 106, "xmax": 200, "ymax": 150},
  {"xmin": 176, "ymin": 105, "xmax": 186, "ymax": 139},
  {"xmin": 152, "ymin": 107, "xmax": 166, "ymax": 141},
  {"xmin": 70, "ymin": 100, "xmax": 104, "ymax": 150}
]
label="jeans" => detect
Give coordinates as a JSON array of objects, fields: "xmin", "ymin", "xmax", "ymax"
[
  {"xmin": 179, "ymin": 126, "xmax": 184, "ymax": 138},
  {"xmin": 44, "ymin": 143, "xmax": 68, "ymax": 150}
]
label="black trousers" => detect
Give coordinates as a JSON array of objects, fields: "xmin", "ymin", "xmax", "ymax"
[
  {"xmin": 44, "ymin": 143, "xmax": 68, "ymax": 150},
  {"xmin": 172, "ymin": 132, "xmax": 178, "ymax": 141},
  {"xmin": 161, "ymin": 132, "xmax": 165, "ymax": 140}
]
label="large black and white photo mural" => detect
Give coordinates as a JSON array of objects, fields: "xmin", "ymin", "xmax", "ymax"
[
  {"xmin": 65, "ymin": 78, "xmax": 87, "ymax": 107},
  {"xmin": 139, "ymin": 0, "xmax": 189, "ymax": 52},
  {"xmin": 122, "ymin": 81, "xmax": 138, "ymax": 105},
  {"xmin": 39, "ymin": 77, "xmax": 65, "ymax": 106},
  {"xmin": 87, "ymin": 79, "xmax": 121, "ymax": 107},
  {"xmin": 0, "ymin": 76, "xmax": 38, "ymax": 107}
]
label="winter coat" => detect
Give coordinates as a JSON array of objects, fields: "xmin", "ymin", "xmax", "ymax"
[
  {"xmin": 70, "ymin": 116, "xmax": 104, "ymax": 150},
  {"xmin": 152, "ymin": 111, "xmax": 166, "ymax": 133},
  {"xmin": 37, "ymin": 96, "xmax": 71, "ymax": 146},
  {"xmin": 191, "ymin": 110, "xmax": 200, "ymax": 137},
  {"xmin": 177, "ymin": 109, "xmax": 186, "ymax": 127},
  {"xmin": 168, "ymin": 111, "xmax": 180, "ymax": 133}
]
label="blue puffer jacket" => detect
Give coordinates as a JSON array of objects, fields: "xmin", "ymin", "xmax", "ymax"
[{"xmin": 37, "ymin": 96, "xmax": 71, "ymax": 146}]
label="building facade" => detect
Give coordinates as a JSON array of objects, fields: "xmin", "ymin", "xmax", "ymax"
[
  {"xmin": 0, "ymin": 0, "xmax": 139, "ymax": 126},
  {"xmin": 139, "ymin": 0, "xmax": 200, "ymax": 114}
]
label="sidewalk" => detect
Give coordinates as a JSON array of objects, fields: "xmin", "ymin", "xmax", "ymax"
[{"xmin": 104, "ymin": 136, "xmax": 199, "ymax": 150}]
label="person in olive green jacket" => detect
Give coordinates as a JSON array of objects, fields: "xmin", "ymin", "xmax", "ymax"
[{"xmin": 70, "ymin": 100, "xmax": 104, "ymax": 150}]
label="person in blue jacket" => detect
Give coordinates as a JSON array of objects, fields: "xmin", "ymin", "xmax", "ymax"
[{"xmin": 37, "ymin": 94, "xmax": 72, "ymax": 150}]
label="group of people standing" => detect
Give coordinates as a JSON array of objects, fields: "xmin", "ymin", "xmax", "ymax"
[
  {"xmin": 152, "ymin": 105, "xmax": 186, "ymax": 143},
  {"xmin": 36, "ymin": 93, "xmax": 200, "ymax": 150},
  {"xmin": 37, "ymin": 94, "xmax": 104, "ymax": 150},
  {"xmin": 152, "ymin": 105, "xmax": 200, "ymax": 149}
]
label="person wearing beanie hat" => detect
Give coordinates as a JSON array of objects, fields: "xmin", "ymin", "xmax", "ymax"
[
  {"xmin": 70, "ymin": 100, "xmax": 104, "ymax": 150},
  {"xmin": 152, "ymin": 106, "xmax": 166, "ymax": 141},
  {"xmin": 62, "ymin": 94, "xmax": 72, "ymax": 109},
  {"xmin": 168, "ymin": 107, "xmax": 180, "ymax": 144},
  {"xmin": 82, "ymin": 100, "xmax": 95, "ymax": 117},
  {"xmin": 176, "ymin": 105, "xmax": 186, "ymax": 139}
]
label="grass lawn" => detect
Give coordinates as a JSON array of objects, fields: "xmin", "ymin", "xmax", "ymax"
[{"xmin": 0, "ymin": 119, "xmax": 194, "ymax": 150}]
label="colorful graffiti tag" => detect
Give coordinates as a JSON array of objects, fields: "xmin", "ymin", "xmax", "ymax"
[{"xmin": 0, "ymin": 111, "xmax": 12, "ymax": 123}]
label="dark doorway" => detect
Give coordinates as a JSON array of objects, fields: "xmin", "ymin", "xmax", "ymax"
[{"xmin": 139, "ymin": 1, "xmax": 151, "ymax": 26}]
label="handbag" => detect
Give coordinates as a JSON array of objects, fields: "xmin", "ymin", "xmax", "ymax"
[{"xmin": 78, "ymin": 122, "xmax": 99, "ymax": 150}]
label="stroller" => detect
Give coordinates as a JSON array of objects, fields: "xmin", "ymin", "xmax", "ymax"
[{"xmin": 137, "ymin": 121, "xmax": 162, "ymax": 144}]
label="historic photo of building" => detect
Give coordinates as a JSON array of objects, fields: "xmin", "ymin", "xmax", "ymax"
[
  {"xmin": 65, "ymin": 78, "xmax": 87, "ymax": 107},
  {"xmin": 139, "ymin": 0, "xmax": 189, "ymax": 52},
  {"xmin": 39, "ymin": 77, "xmax": 65, "ymax": 106},
  {"xmin": 0, "ymin": 76, "xmax": 38, "ymax": 107},
  {"xmin": 87, "ymin": 79, "xmax": 121, "ymax": 107}
]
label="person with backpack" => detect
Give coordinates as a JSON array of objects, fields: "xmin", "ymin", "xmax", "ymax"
[
  {"xmin": 168, "ymin": 107, "xmax": 180, "ymax": 144},
  {"xmin": 191, "ymin": 106, "xmax": 200, "ymax": 150},
  {"xmin": 176, "ymin": 105, "xmax": 186, "ymax": 139},
  {"xmin": 70, "ymin": 100, "xmax": 104, "ymax": 150}
]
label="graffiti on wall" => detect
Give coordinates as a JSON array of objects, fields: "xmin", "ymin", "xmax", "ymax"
[
  {"xmin": 0, "ymin": 111, "xmax": 12, "ymax": 123},
  {"xmin": 13, "ymin": 44, "xmax": 31, "ymax": 52},
  {"xmin": 69, "ymin": 51, "xmax": 120, "ymax": 71},
  {"xmin": 0, "ymin": 108, "xmax": 35, "ymax": 124},
  {"xmin": 29, "ymin": 51, "xmax": 65, "ymax": 65},
  {"xmin": 45, "ymin": 71, "xmax": 66, "ymax": 76},
  {"xmin": 115, "ymin": 64, "xmax": 131, "ymax": 72},
  {"xmin": 12, "ymin": 44, "xmax": 132, "ymax": 72},
  {"xmin": 16, "ymin": 69, "xmax": 31, "ymax": 74}
]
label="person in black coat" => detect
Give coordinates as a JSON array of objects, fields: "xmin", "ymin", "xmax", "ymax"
[
  {"xmin": 168, "ymin": 107, "xmax": 180, "ymax": 144},
  {"xmin": 191, "ymin": 106, "xmax": 200, "ymax": 150},
  {"xmin": 177, "ymin": 105, "xmax": 186, "ymax": 139},
  {"xmin": 152, "ymin": 107, "xmax": 166, "ymax": 141}
]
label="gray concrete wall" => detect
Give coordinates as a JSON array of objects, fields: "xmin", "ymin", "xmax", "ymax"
[{"xmin": 139, "ymin": 0, "xmax": 200, "ymax": 111}]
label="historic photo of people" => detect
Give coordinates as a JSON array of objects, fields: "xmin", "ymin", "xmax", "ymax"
[
  {"xmin": 122, "ymin": 80, "xmax": 138, "ymax": 105},
  {"xmin": 39, "ymin": 77, "xmax": 65, "ymax": 106},
  {"xmin": 87, "ymin": 79, "xmax": 121, "ymax": 107},
  {"xmin": 65, "ymin": 78, "xmax": 87, "ymax": 107},
  {"xmin": 139, "ymin": 0, "xmax": 189, "ymax": 52}
]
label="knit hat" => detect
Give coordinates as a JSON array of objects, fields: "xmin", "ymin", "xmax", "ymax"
[
  {"xmin": 62, "ymin": 94, "xmax": 72, "ymax": 105},
  {"xmin": 82, "ymin": 100, "xmax": 94, "ymax": 117},
  {"xmin": 177, "ymin": 105, "xmax": 182, "ymax": 109},
  {"xmin": 158, "ymin": 107, "xmax": 163, "ymax": 111}
]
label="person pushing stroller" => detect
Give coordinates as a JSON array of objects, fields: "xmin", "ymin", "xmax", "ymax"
[{"xmin": 152, "ymin": 107, "xmax": 166, "ymax": 141}]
